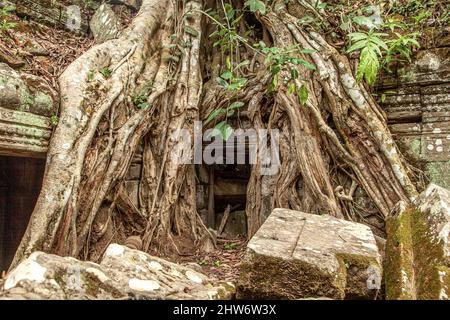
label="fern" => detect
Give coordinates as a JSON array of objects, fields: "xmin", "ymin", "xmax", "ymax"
[
  {"xmin": 347, "ymin": 30, "xmax": 388, "ymax": 85},
  {"xmin": 385, "ymin": 32, "xmax": 420, "ymax": 63}
]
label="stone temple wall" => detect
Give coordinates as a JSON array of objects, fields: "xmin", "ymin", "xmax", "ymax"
[{"xmin": 377, "ymin": 45, "xmax": 450, "ymax": 189}]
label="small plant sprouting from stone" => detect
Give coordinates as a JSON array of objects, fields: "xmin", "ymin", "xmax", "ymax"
[
  {"xmin": 214, "ymin": 260, "xmax": 221, "ymax": 268},
  {"xmin": 50, "ymin": 114, "xmax": 59, "ymax": 125},
  {"xmin": 87, "ymin": 69, "xmax": 95, "ymax": 82},
  {"xmin": 99, "ymin": 67, "xmax": 112, "ymax": 79}
]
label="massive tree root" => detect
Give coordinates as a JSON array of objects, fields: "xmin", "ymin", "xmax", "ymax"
[{"xmin": 11, "ymin": 0, "xmax": 421, "ymax": 269}]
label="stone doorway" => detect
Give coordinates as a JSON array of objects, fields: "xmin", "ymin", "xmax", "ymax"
[
  {"xmin": 0, "ymin": 156, "xmax": 45, "ymax": 272},
  {"xmin": 196, "ymin": 141, "xmax": 252, "ymax": 238}
]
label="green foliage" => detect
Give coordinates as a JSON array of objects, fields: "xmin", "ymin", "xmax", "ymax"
[
  {"xmin": 0, "ymin": 5, "xmax": 17, "ymax": 31},
  {"xmin": 347, "ymin": 28, "xmax": 420, "ymax": 85},
  {"xmin": 298, "ymin": 84, "xmax": 309, "ymax": 105},
  {"xmin": 132, "ymin": 94, "xmax": 150, "ymax": 109},
  {"xmin": 385, "ymin": 32, "xmax": 420, "ymax": 65},
  {"xmin": 87, "ymin": 69, "xmax": 95, "ymax": 82},
  {"xmin": 132, "ymin": 81, "xmax": 154, "ymax": 110},
  {"xmin": 99, "ymin": 67, "xmax": 112, "ymax": 79},
  {"xmin": 347, "ymin": 30, "xmax": 387, "ymax": 85},
  {"xmin": 224, "ymin": 242, "xmax": 238, "ymax": 250},
  {"xmin": 198, "ymin": 259, "xmax": 208, "ymax": 266},
  {"xmin": 50, "ymin": 114, "xmax": 59, "ymax": 126},
  {"xmin": 184, "ymin": 26, "xmax": 199, "ymax": 37},
  {"xmin": 244, "ymin": 0, "xmax": 266, "ymax": 15},
  {"xmin": 259, "ymin": 43, "xmax": 315, "ymax": 104}
]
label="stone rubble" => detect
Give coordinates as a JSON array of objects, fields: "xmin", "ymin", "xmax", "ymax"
[{"xmin": 0, "ymin": 244, "xmax": 235, "ymax": 300}]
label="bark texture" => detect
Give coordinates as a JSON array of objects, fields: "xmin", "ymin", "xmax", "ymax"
[{"xmin": 11, "ymin": 0, "xmax": 420, "ymax": 269}]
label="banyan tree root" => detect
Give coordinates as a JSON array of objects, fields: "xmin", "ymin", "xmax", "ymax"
[
  {"xmin": 11, "ymin": 0, "xmax": 420, "ymax": 269},
  {"xmin": 243, "ymin": 1, "xmax": 418, "ymax": 237},
  {"xmin": 11, "ymin": 0, "xmax": 209, "ymax": 269}
]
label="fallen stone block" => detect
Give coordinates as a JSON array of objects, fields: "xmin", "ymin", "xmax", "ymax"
[
  {"xmin": 0, "ymin": 244, "xmax": 235, "ymax": 300},
  {"xmin": 90, "ymin": 4, "xmax": 122, "ymax": 44},
  {"xmin": 237, "ymin": 208, "xmax": 382, "ymax": 299},
  {"xmin": 13, "ymin": 0, "xmax": 91, "ymax": 35},
  {"xmin": 385, "ymin": 184, "xmax": 450, "ymax": 300}
]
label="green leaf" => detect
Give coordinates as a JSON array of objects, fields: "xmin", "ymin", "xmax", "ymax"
[
  {"xmin": 290, "ymin": 68, "xmax": 299, "ymax": 79},
  {"xmin": 216, "ymin": 77, "xmax": 228, "ymax": 88},
  {"xmin": 298, "ymin": 15, "xmax": 315, "ymax": 25},
  {"xmin": 298, "ymin": 84, "xmax": 309, "ymax": 105},
  {"xmin": 205, "ymin": 108, "xmax": 225, "ymax": 125},
  {"xmin": 221, "ymin": 71, "xmax": 233, "ymax": 80},
  {"xmin": 244, "ymin": 0, "xmax": 266, "ymax": 15},
  {"xmin": 288, "ymin": 82, "xmax": 296, "ymax": 95},
  {"xmin": 348, "ymin": 32, "xmax": 369, "ymax": 42},
  {"xmin": 357, "ymin": 47, "xmax": 380, "ymax": 85},
  {"xmin": 352, "ymin": 16, "xmax": 374, "ymax": 27},
  {"xmin": 211, "ymin": 121, "xmax": 233, "ymax": 141},
  {"xmin": 229, "ymin": 101, "xmax": 244, "ymax": 109},
  {"xmin": 298, "ymin": 60, "xmax": 316, "ymax": 70},
  {"xmin": 184, "ymin": 26, "xmax": 199, "ymax": 37},
  {"xmin": 226, "ymin": 56, "xmax": 232, "ymax": 69},
  {"xmin": 235, "ymin": 60, "xmax": 250, "ymax": 70},
  {"xmin": 300, "ymin": 48, "xmax": 316, "ymax": 54},
  {"xmin": 347, "ymin": 40, "xmax": 367, "ymax": 53}
]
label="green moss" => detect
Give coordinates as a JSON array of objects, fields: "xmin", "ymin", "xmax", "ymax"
[
  {"xmin": 335, "ymin": 253, "xmax": 381, "ymax": 299},
  {"xmin": 385, "ymin": 208, "xmax": 415, "ymax": 299},
  {"xmin": 426, "ymin": 161, "xmax": 450, "ymax": 190},
  {"xmin": 211, "ymin": 282, "xmax": 236, "ymax": 299},
  {"xmin": 410, "ymin": 209, "xmax": 447, "ymax": 299},
  {"xmin": 385, "ymin": 206, "xmax": 449, "ymax": 299},
  {"xmin": 82, "ymin": 271, "xmax": 123, "ymax": 299},
  {"xmin": 34, "ymin": 92, "xmax": 54, "ymax": 111},
  {"xmin": 237, "ymin": 251, "xmax": 344, "ymax": 300},
  {"xmin": 410, "ymin": 139, "xmax": 421, "ymax": 158}
]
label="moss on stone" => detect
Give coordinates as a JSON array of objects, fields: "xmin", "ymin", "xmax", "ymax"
[
  {"xmin": 385, "ymin": 208, "xmax": 416, "ymax": 299},
  {"xmin": 81, "ymin": 271, "xmax": 123, "ymax": 299},
  {"xmin": 426, "ymin": 161, "xmax": 450, "ymax": 189},
  {"xmin": 237, "ymin": 250, "xmax": 343, "ymax": 300},
  {"xmin": 335, "ymin": 252, "xmax": 381, "ymax": 299},
  {"xmin": 385, "ymin": 205, "xmax": 450, "ymax": 299},
  {"xmin": 410, "ymin": 209, "xmax": 448, "ymax": 299},
  {"xmin": 33, "ymin": 92, "xmax": 54, "ymax": 113},
  {"xmin": 410, "ymin": 138, "xmax": 421, "ymax": 158}
]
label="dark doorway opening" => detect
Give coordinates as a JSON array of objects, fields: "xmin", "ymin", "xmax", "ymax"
[{"xmin": 0, "ymin": 156, "xmax": 45, "ymax": 272}]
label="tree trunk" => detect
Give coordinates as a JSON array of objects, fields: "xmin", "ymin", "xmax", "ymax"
[{"xmin": 11, "ymin": 0, "xmax": 420, "ymax": 270}]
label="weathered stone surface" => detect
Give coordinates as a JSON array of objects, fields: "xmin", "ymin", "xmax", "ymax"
[
  {"xmin": 106, "ymin": 0, "xmax": 142, "ymax": 11},
  {"xmin": 237, "ymin": 209, "xmax": 382, "ymax": 300},
  {"xmin": 0, "ymin": 244, "xmax": 235, "ymax": 300},
  {"xmin": 385, "ymin": 184, "xmax": 450, "ymax": 300},
  {"xmin": 378, "ymin": 47, "xmax": 450, "ymax": 189},
  {"xmin": 0, "ymin": 63, "xmax": 55, "ymax": 157},
  {"xmin": 0, "ymin": 63, "xmax": 57, "ymax": 117},
  {"xmin": 0, "ymin": 106, "xmax": 52, "ymax": 158},
  {"xmin": 90, "ymin": 4, "xmax": 122, "ymax": 44},
  {"xmin": 12, "ymin": 0, "xmax": 91, "ymax": 35}
]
